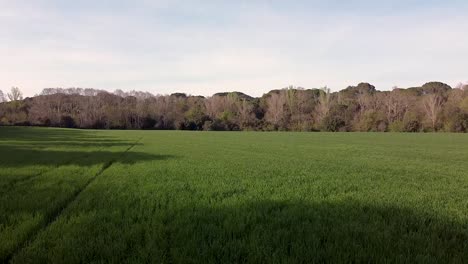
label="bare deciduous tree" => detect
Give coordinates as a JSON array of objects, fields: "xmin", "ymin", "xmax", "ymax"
[
  {"xmin": 8, "ymin": 87, "xmax": 23, "ymax": 101},
  {"xmin": 237, "ymin": 99, "xmax": 254, "ymax": 129},
  {"xmin": 1, "ymin": 82, "xmax": 467, "ymax": 132},
  {"xmin": 265, "ymin": 92, "xmax": 286, "ymax": 127},
  {"xmin": 423, "ymin": 94, "xmax": 443, "ymax": 130},
  {"xmin": 383, "ymin": 88, "xmax": 409, "ymax": 123},
  {"xmin": 316, "ymin": 87, "xmax": 331, "ymax": 124},
  {"xmin": 0, "ymin": 90, "xmax": 6, "ymax": 103}
]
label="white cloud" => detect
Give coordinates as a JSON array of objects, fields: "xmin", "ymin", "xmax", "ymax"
[{"xmin": 0, "ymin": 1, "xmax": 467, "ymax": 97}]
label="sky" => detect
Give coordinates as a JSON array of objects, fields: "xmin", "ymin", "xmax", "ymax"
[{"xmin": 1, "ymin": 0, "xmax": 467, "ymax": 97}]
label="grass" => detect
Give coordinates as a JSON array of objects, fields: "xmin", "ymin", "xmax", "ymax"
[{"xmin": 0, "ymin": 127, "xmax": 467, "ymax": 263}]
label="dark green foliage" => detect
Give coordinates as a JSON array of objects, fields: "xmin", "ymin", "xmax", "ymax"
[
  {"xmin": 421, "ymin": 82, "xmax": 452, "ymax": 95},
  {"xmin": 355, "ymin": 111, "xmax": 388, "ymax": 132},
  {"xmin": 170, "ymin": 93, "xmax": 187, "ymax": 98},
  {"xmin": 342, "ymin": 82, "xmax": 376, "ymax": 96},
  {"xmin": 322, "ymin": 115, "xmax": 346, "ymax": 132},
  {"xmin": 322, "ymin": 104, "xmax": 349, "ymax": 131},
  {"xmin": 444, "ymin": 112, "xmax": 468, "ymax": 132},
  {"xmin": 182, "ymin": 106, "xmax": 210, "ymax": 130},
  {"xmin": 404, "ymin": 120, "xmax": 421, "ymax": 132},
  {"xmin": 141, "ymin": 117, "xmax": 157, "ymax": 129},
  {"xmin": 213, "ymin": 91, "xmax": 254, "ymax": 101},
  {"xmin": 60, "ymin": 116, "xmax": 76, "ymax": 128}
]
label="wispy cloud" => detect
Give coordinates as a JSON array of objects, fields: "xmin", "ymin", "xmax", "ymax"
[{"xmin": 1, "ymin": 0, "xmax": 467, "ymax": 96}]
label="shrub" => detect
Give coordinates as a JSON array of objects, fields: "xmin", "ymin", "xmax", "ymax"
[
  {"xmin": 322, "ymin": 116, "xmax": 346, "ymax": 132},
  {"xmin": 389, "ymin": 121, "xmax": 404, "ymax": 132},
  {"xmin": 60, "ymin": 116, "xmax": 76, "ymax": 128}
]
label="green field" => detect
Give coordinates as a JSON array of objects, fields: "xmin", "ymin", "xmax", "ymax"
[{"xmin": 0, "ymin": 127, "xmax": 467, "ymax": 263}]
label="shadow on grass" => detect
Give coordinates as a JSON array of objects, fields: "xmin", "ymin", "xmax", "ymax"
[
  {"xmin": 0, "ymin": 127, "xmax": 163, "ymax": 168},
  {"xmin": 0, "ymin": 127, "xmax": 138, "ymax": 148},
  {"xmin": 0, "ymin": 145, "xmax": 174, "ymax": 168},
  {"xmin": 10, "ymin": 200, "xmax": 468, "ymax": 263}
]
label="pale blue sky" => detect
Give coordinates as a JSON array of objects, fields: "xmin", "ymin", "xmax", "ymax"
[{"xmin": 1, "ymin": 0, "xmax": 467, "ymax": 96}]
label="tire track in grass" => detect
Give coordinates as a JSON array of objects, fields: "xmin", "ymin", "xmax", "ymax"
[
  {"xmin": 4, "ymin": 137, "xmax": 143, "ymax": 264},
  {"xmin": 2, "ymin": 146, "xmax": 106, "ymax": 192},
  {"xmin": 3, "ymin": 138, "xmax": 140, "ymax": 192}
]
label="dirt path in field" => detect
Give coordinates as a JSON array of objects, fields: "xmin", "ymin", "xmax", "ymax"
[{"xmin": 4, "ymin": 137, "xmax": 143, "ymax": 263}]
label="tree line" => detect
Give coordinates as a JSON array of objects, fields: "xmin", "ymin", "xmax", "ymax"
[{"xmin": 1, "ymin": 82, "xmax": 467, "ymax": 132}]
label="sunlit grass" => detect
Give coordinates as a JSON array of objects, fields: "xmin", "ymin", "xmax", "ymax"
[{"xmin": 1, "ymin": 127, "xmax": 467, "ymax": 263}]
